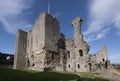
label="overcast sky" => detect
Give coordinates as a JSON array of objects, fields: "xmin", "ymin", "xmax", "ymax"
[{"xmin": 0, "ymin": 0, "xmax": 120, "ymax": 64}]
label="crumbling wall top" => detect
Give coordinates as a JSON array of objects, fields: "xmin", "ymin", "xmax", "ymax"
[{"xmin": 72, "ymin": 17, "xmax": 83, "ymax": 35}]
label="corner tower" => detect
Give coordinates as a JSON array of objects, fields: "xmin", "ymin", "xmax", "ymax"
[{"xmin": 13, "ymin": 30, "xmax": 27, "ymax": 69}]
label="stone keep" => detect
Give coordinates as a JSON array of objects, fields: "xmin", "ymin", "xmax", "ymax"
[{"xmin": 13, "ymin": 12, "xmax": 110, "ymax": 72}]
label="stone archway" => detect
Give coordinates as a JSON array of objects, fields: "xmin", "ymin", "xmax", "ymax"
[
  {"xmin": 88, "ymin": 63, "xmax": 92, "ymax": 71},
  {"xmin": 79, "ymin": 50, "xmax": 83, "ymax": 56},
  {"xmin": 105, "ymin": 61, "xmax": 108, "ymax": 69}
]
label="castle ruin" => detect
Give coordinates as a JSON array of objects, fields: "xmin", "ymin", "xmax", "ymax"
[{"xmin": 13, "ymin": 12, "xmax": 110, "ymax": 72}]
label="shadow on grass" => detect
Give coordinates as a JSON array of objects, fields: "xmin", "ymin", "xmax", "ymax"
[{"xmin": 0, "ymin": 67, "xmax": 112, "ymax": 81}]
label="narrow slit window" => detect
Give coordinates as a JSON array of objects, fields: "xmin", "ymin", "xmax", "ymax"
[
  {"xmin": 78, "ymin": 64, "xmax": 80, "ymax": 69},
  {"xmin": 68, "ymin": 64, "xmax": 70, "ymax": 68},
  {"xmin": 68, "ymin": 51, "xmax": 70, "ymax": 58}
]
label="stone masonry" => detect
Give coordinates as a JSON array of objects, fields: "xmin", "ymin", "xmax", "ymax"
[{"xmin": 13, "ymin": 12, "xmax": 110, "ymax": 72}]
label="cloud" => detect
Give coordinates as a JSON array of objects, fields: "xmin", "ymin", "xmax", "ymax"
[
  {"xmin": 114, "ymin": 14, "xmax": 120, "ymax": 29},
  {"xmin": 109, "ymin": 54, "xmax": 120, "ymax": 64},
  {"xmin": 84, "ymin": 0, "xmax": 120, "ymax": 42},
  {"xmin": 85, "ymin": 28, "xmax": 110, "ymax": 42},
  {"xmin": 0, "ymin": 0, "xmax": 33, "ymax": 34}
]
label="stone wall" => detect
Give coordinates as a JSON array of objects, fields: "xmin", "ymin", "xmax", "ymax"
[
  {"xmin": 66, "ymin": 38, "xmax": 75, "ymax": 71},
  {"xmin": 96, "ymin": 46, "xmax": 108, "ymax": 63},
  {"xmin": 13, "ymin": 30, "xmax": 27, "ymax": 69},
  {"xmin": 27, "ymin": 50, "xmax": 46, "ymax": 71},
  {"xmin": 24, "ymin": 12, "xmax": 66, "ymax": 71},
  {"xmin": 89, "ymin": 46, "xmax": 109, "ymax": 70},
  {"xmin": 26, "ymin": 13, "xmax": 46, "ymax": 70},
  {"xmin": 44, "ymin": 50, "xmax": 60, "ymax": 71},
  {"xmin": 45, "ymin": 13, "xmax": 60, "ymax": 52}
]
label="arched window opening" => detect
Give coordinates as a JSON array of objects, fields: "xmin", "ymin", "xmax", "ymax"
[
  {"xmin": 32, "ymin": 63, "xmax": 35, "ymax": 66},
  {"xmin": 88, "ymin": 63, "xmax": 92, "ymax": 71},
  {"xmin": 27, "ymin": 59, "xmax": 30, "ymax": 67},
  {"xmin": 79, "ymin": 50, "xmax": 83, "ymax": 56}
]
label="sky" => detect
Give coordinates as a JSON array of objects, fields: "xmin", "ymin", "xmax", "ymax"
[{"xmin": 0, "ymin": 0, "xmax": 120, "ymax": 64}]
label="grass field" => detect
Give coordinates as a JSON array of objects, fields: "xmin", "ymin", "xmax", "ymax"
[{"xmin": 0, "ymin": 67, "xmax": 114, "ymax": 81}]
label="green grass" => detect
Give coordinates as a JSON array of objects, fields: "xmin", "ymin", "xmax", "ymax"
[{"xmin": 0, "ymin": 67, "xmax": 114, "ymax": 81}]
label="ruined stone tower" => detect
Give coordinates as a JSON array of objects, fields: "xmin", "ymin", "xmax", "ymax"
[
  {"xmin": 13, "ymin": 12, "xmax": 66, "ymax": 71},
  {"xmin": 66, "ymin": 17, "xmax": 90, "ymax": 72},
  {"xmin": 13, "ymin": 12, "xmax": 110, "ymax": 72}
]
